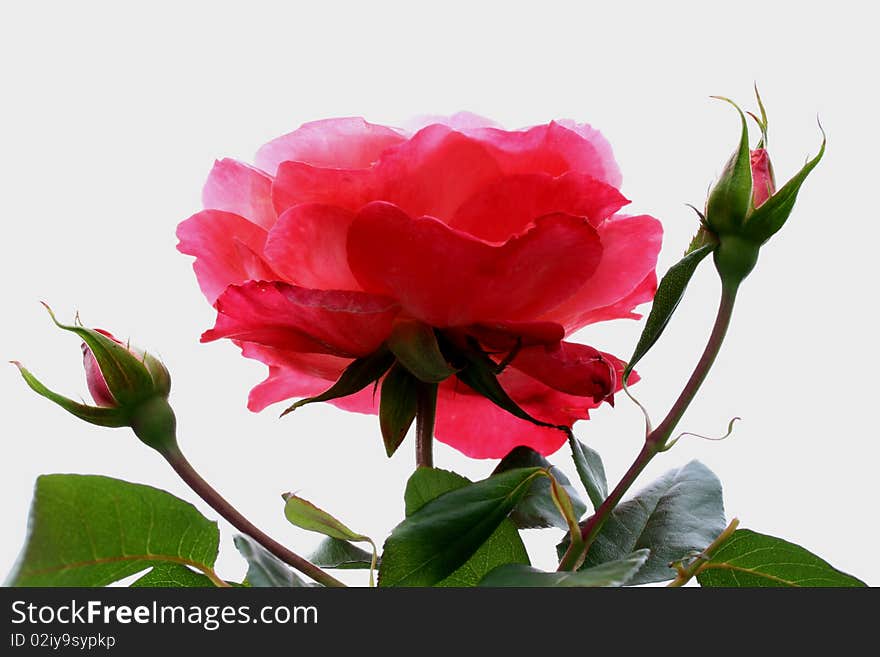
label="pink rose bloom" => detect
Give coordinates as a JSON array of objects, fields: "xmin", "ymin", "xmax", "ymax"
[{"xmin": 177, "ymin": 113, "xmax": 662, "ymax": 458}]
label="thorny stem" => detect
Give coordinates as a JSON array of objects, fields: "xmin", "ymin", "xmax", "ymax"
[
  {"xmin": 163, "ymin": 446, "xmax": 346, "ymax": 588},
  {"xmin": 415, "ymin": 382, "xmax": 438, "ymax": 469},
  {"xmin": 564, "ymin": 281, "xmax": 739, "ymax": 569}
]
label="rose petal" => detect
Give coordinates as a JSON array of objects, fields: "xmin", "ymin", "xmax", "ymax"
[
  {"xmin": 264, "ymin": 204, "xmax": 361, "ymax": 290},
  {"xmin": 202, "ymin": 280, "xmax": 399, "ymax": 357},
  {"xmin": 511, "ymin": 341, "xmax": 616, "ymax": 402},
  {"xmin": 540, "ymin": 213, "xmax": 663, "ymax": 331},
  {"xmin": 467, "ymin": 121, "xmax": 622, "ymax": 186},
  {"xmin": 202, "ymin": 158, "xmax": 276, "ymax": 230},
  {"xmin": 403, "ymin": 111, "xmax": 501, "ymax": 133},
  {"xmin": 272, "ymin": 162, "xmax": 376, "ymax": 216},
  {"xmin": 464, "ymin": 321, "xmax": 566, "ymax": 351},
  {"xmin": 573, "ymin": 271, "xmax": 657, "ymax": 327},
  {"xmin": 449, "ymin": 172, "xmax": 628, "ymax": 242},
  {"xmin": 255, "ymin": 117, "xmax": 406, "ymax": 174},
  {"xmin": 176, "ymin": 210, "xmax": 271, "ymax": 303},
  {"xmin": 348, "ymin": 202, "xmax": 603, "ymax": 327}
]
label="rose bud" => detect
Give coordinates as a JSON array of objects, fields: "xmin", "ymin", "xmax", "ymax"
[
  {"xmin": 704, "ymin": 92, "xmax": 824, "ymax": 287},
  {"xmin": 12, "ymin": 305, "xmax": 177, "ymax": 453}
]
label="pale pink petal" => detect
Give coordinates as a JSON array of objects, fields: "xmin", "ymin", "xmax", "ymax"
[
  {"xmin": 255, "ymin": 117, "xmax": 406, "ymax": 174},
  {"xmin": 202, "ymin": 159, "xmax": 276, "ymax": 230}
]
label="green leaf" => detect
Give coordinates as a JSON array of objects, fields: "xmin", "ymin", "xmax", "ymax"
[
  {"xmin": 309, "ymin": 538, "xmax": 376, "ymax": 570},
  {"xmin": 283, "ymin": 493, "xmax": 368, "ymax": 542},
  {"xmin": 234, "ymin": 534, "xmax": 309, "ymax": 587},
  {"xmin": 280, "ymin": 348, "xmax": 394, "ymax": 416},
  {"xmin": 380, "ymin": 468, "xmax": 536, "ymax": 587},
  {"xmin": 706, "ymin": 97, "xmax": 753, "ymax": 234},
  {"xmin": 131, "ymin": 563, "xmax": 215, "ymax": 588},
  {"xmin": 742, "ymin": 129, "xmax": 825, "ymax": 245},
  {"xmin": 568, "ymin": 434, "xmax": 608, "ymax": 510},
  {"xmin": 480, "ymin": 550, "xmax": 650, "ymax": 587},
  {"xmin": 492, "ymin": 446, "xmax": 586, "ymax": 530},
  {"xmin": 696, "ymin": 529, "xmax": 865, "ymax": 587},
  {"xmin": 387, "ymin": 320, "xmax": 458, "ymax": 383},
  {"xmin": 379, "ymin": 363, "xmax": 418, "ymax": 457},
  {"xmin": 562, "ymin": 460, "xmax": 725, "ymax": 585},
  {"xmin": 623, "ymin": 239, "xmax": 715, "ymax": 382},
  {"xmin": 6, "ymin": 474, "xmax": 221, "ymax": 587}
]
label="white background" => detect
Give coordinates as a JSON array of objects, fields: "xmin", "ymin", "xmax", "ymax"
[{"xmin": 2, "ymin": 1, "xmax": 877, "ymax": 586}]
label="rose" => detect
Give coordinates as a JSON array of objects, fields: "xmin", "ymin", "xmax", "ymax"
[{"xmin": 177, "ymin": 113, "xmax": 662, "ymax": 458}]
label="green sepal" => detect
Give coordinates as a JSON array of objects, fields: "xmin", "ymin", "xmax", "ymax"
[
  {"xmin": 623, "ymin": 232, "xmax": 716, "ymax": 382},
  {"xmin": 705, "ymin": 97, "xmax": 753, "ymax": 235},
  {"xmin": 387, "ymin": 320, "xmax": 458, "ymax": 383},
  {"xmin": 280, "ymin": 348, "xmax": 394, "ymax": 416},
  {"xmin": 742, "ymin": 127, "xmax": 826, "ymax": 245},
  {"xmin": 379, "ymin": 363, "xmax": 419, "ymax": 457},
  {"xmin": 11, "ymin": 361, "xmax": 128, "ymax": 428}
]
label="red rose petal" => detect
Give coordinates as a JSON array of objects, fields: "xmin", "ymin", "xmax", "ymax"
[
  {"xmin": 347, "ymin": 202, "xmax": 603, "ymax": 327},
  {"xmin": 272, "ymin": 162, "xmax": 377, "ymax": 217},
  {"xmin": 202, "ymin": 158, "xmax": 277, "ymax": 230},
  {"xmin": 540, "ymin": 213, "xmax": 662, "ymax": 331},
  {"xmin": 464, "ymin": 320, "xmax": 566, "ymax": 350},
  {"xmin": 176, "ymin": 210, "xmax": 271, "ymax": 304},
  {"xmin": 264, "ymin": 203, "xmax": 362, "ymax": 291},
  {"xmin": 573, "ymin": 271, "xmax": 658, "ymax": 327},
  {"xmin": 255, "ymin": 117, "xmax": 406, "ymax": 174},
  {"xmin": 202, "ymin": 280, "xmax": 399, "ymax": 357},
  {"xmin": 449, "ymin": 172, "xmax": 628, "ymax": 242},
  {"xmin": 511, "ymin": 341, "xmax": 616, "ymax": 402}
]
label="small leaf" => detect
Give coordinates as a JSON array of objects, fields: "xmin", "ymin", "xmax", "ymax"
[
  {"xmin": 380, "ymin": 467, "xmax": 540, "ymax": 587},
  {"xmin": 309, "ymin": 538, "xmax": 375, "ymax": 570},
  {"xmin": 379, "ymin": 363, "xmax": 418, "ymax": 457},
  {"xmin": 234, "ymin": 534, "xmax": 309, "ymax": 587},
  {"xmin": 283, "ymin": 494, "xmax": 368, "ymax": 542},
  {"xmin": 696, "ymin": 529, "xmax": 865, "ymax": 587},
  {"xmin": 281, "ymin": 348, "xmax": 394, "ymax": 416},
  {"xmin": 5, "ymin": 474, "xmax": 221, "ymax": 587},
  {"xmin": 624, "ymin": 239, "xmax": 716, "ymax": 382},
  {"xmin": 131, "ymin": 563, "xmax": 216, "ymax": 588},
  {"xmin": 387, "ymin": 320, "xmax": 458, "ymax": 383},
  {"xmin": 568, "ymin": 434, "xmax": 608, "ymax": 510},
  {"xmin": 742, "ymin": 128, "xmax": 826, "ymax": 245},
  {"xmin": 480, "ymin": 550, "xmax": 650, "ymax": 587},
  {"xmin": 492, "ymin": 446, "xmax": 586, "ymax": 529},
  {"xmin": 560, "ymin": 460, "xmax": 726, "ymax": 585}
]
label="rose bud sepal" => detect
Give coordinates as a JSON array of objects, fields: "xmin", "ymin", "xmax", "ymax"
[{"xmin": 705, "ymin": 97, "xmax": 753, "ymax": 236}]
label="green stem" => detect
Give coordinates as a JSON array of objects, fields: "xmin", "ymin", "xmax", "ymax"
[
  {"xmin": 572, "ymin": 281, "xmax": 739, "ymax": 564},
  {"xmin": 415, "ymin": 382, "xmax": 438, "ymax": 468},
  {"xmin": 163, "ymin": 446, "xmax": 346, "ymax": 588},
  {"xmin": 667, "ymin": 518, "xmax": 740, "ymax": 587}
]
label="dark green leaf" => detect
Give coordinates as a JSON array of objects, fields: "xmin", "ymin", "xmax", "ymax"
[
  {"xmin": 309, "ymin": 538, "xmax": 375, "ymax": 570},
  {"xmin": 379, "ymin": 363, "xmax": 418, "ymax": 456},
  {"xmin": 480, "ymin": 550, "xmax": 649, "ymax": 587},
  {"xmin": 281, "ymin": 348, "xmax": 393, "ymax": 416},
  {"xmin": 562, "ymin": 460, "xmax": 725, "ymax": 585},
  {"xmin": 234, "ymin": 534, "xmax": 308, "ymax": 587},
  {"xmin": 623, "ymin": 240, "xmax": 715, "ymax": 382},
  {"xmin": 387, "ymin": 320, "xmax": 458, "ymax": 383},
  {"xmin": 743, "ymin": 130, "xmax": 825, "ymax": 244},
  {"xmin": 131, "ymin": 563, "xmax": 215, "ymax": 588},
  {"xmin": 5, "ymin": 475, "xmax": 220, "ymax": 587},
  {"xmin": 492, "ymin": 446, "xmax": 586, "ymax": 529},
  {"xmin": 568, "ymin": 435, "xmax": 608, "ymax": 510},
  {"xmin": 380, "ymin": 468, "xmax": 537, "ymax": 587},
  {"xmin": 696, "ymin": 529, "xmax": 865, "ymax": 587}
]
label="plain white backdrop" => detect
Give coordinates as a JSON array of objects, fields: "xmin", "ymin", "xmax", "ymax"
[{"xmin": 1, "ymin": 1, "xmax": 877, "ymax": 586}]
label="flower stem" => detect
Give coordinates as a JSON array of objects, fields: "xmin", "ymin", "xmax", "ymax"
[
  {"xmin": 163, "ymin": 446, "xmax": 346, "ymax": 588},
  {"xmin": 415, "ymin": 382, "xmax": 438, "ymax": 468},
  {"xmin": 571, "ymin": 281, "xmax": 739, "ymax": 565},
  {"xmin": 667, "ymin": 517, "xmax": 740, "ymax": 587}
]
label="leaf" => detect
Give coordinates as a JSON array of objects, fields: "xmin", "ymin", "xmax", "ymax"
[
  {"xmin": 480, "ymin": 550, "xmax": 649, "ymax": 587},
  {"xmin": 623, "ymin": 240, "xmax": 715, "ymax": 382},
  {"xmin": 5, "ymin": 474, "xmax": 221, "ymax": 587},
  {"xmin": 283, "ymin": 494, "xmax": 368, "ymax": 542},
  {"xmin": 379, "ymin": 363, "xmax": 418, "ymax": 457},
  {"xmin": 743, "ymin": 128, "xmax": 826, "ymax": 245},
  {"xmin": 380, "ymin": 468, "xmax": 537, "ymax": 587},
  {"xmin": 234, "ymin": 534, "xmax": 309, "ymax": 587},
  {"xmin": 131, "ymin": 563, "xmax": 216, "ymax": 588},
  {"xmin": 309, "ymin": 538, "xmax": 375, "ymax": 570},
  {"xmin": 280, "ymin": 348, "xmax": 394, "ymax": 416},
  {"xmin": 492, "ymin": 446, "xmax": 586, "ymax": 530},
  {"xmin": 568, "ymin": 435, "xmax": 608, "ymax": 510},
  {"xmin": 696, "ymin": 529, "xmax": 865, "ymax": 587},
  {"xmin": 562, "ymin": 460, "xmax": 725, "ymax": 585},
  {"xmin": 387, "ymin": 320, "xmax": 458, "ymax": 383}
]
